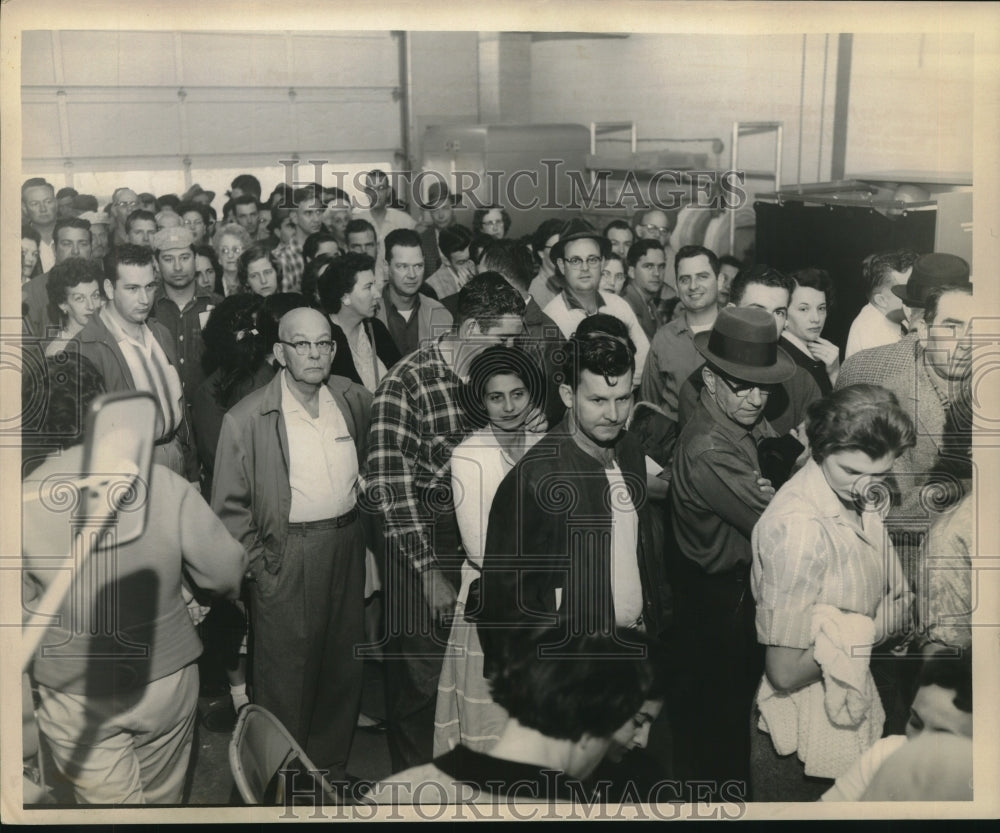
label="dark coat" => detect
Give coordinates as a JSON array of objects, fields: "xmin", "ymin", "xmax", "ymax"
[
  {"xmin": 477, "ymin": 421, "xmax": 673, "ymax": 670},
  {"xmin": 328, "ymin": 317, "xmax": 402, "ymax": 388}
]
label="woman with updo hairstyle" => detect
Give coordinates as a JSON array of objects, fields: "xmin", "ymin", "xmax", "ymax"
[
  {"xmin": 473, "ymin": 204, "xmax": 512, "ymax": 241},
  {"xmin": 782, "ymin": 267, "xmax": 839, "ymax": 393},
  {"xmin": 43, "ymin": 257, "xmax": 105, "ymax": 356},
  {"xmin": 316, "ymin": 252, "xmax": 401, "ymax": 391},
  {"xmin": 433, "ymin": 345, "xmax": 546, "ymax": 757},
  {"xmin": 236, "ymin": 242, "xmax": 281, "ymax": 297},
  {"xmin": 192, "ymin": 293, "xmax": 273, "ymax": 489},
  {"xmin": 749, "ymin": 384, "xmax": 917, "ymax": 800}
]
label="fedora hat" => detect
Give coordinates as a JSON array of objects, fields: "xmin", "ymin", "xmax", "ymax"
[
  {"xmin": 694, "ymin": 307, "xmax": 796, "ymax": 385},
  {"xmin": 549, "ymin": 219, "xmax": 607, "ymax": 264},
  {"xmin": 419, "ymin": 180, "xmax": 462, "ymax": 210},
  {"xmin": 181, "ymin": 183, "xmax": 216, "ymax": 204},
  {"xmin": 891, "ymin": 252, "xmax": 971, "ymax": 307}
]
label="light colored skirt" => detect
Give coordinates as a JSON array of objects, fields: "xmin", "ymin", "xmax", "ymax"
[{"xmin": 432, "ymin": 601, "xmax": 508, "ymax": 757}]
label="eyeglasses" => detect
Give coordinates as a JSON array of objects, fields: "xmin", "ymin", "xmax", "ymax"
[
  {"xmin": 717, "ymin": 373, "xmax": 777, "ymax": 398},
  {"xmin": 483, "ymin": 219, "xmax": 504, "ymax": 228},
  {"xmin": 115, "ymin": 200, "xmax": 139, "ymax": 211},
  {"xmin": 220, "ymin": 246, "xmax": 244, "ymax": 256},
  {"xmin": 280, "ymin": 339, "xmax": 334, "ymax": 356},
  {"xmin": 637, "ymin": 223, "xmax": 669, "ymax": 235},
  {"xmin": 564, "ymin": 255, "xmax": 603, "ymax": 269}
]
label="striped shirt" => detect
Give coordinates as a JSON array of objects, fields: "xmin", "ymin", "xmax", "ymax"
[
  {"xmin": 101, "ymin": 308, "xmax": 184, "ymax": 441},
  {"xmin": 366, "ymin": 337, "xmax": 474, "ymax": 573},
  {"xmin": 751, "ymin": 457, "xmax": 909, "ymax": 649}
]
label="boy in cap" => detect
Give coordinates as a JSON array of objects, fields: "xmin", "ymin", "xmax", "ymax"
[{"xmin": 149, "ymin": 226, "xmax": 221, "ymax": 411}]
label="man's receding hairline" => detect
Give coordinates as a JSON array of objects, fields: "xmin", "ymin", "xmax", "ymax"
[{"xmin": 278, "ymin": 307, "xmax": 330, "ymax": 341}]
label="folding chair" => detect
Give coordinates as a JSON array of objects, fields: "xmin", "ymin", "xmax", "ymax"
[{"xmin": 228, "ymin": 704, "xmax": 341, "ymax": 806}]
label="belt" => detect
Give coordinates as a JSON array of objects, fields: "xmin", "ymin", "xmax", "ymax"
[{"xmin": 287, "ymin": 506, "xmax": 359, "ymax": 532}]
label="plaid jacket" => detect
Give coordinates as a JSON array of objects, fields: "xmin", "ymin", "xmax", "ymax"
[
  {"xmin": 837, "ymin": 333, "xmax": 921, "ymax": 389},
  {"xmin": 365, "ymin": 338, "xmax": 474, "ymax": 573}
]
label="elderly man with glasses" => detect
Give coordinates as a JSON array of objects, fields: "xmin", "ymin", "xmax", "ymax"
[
  {"xmin": 212, "ymin": 306, "xmax": 373, "ymax": 783},
  {"xmin": 669, "ymin": 305, "xmax": 796, "ymax": 802},
  {"xmin": 110, "ymin": 187, "xmax": 141, "ymax": 246}
]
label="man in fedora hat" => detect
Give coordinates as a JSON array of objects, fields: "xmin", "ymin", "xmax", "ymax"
[
  {"xmin": 669, "ymin": 305, "xmax": 796, "ymax": 799},
  {"xmin": 181, "ymin": 183, "xmax": 216, "ymax": 207},
  {"xmin": 542, "ymin": 220, "xmax": 650, "ymax": 384},
  {"xmin": 839, "ymin": 252, "xmax": 971, "ymax": 389},
  {"xmin": 418, "ymin": 180, "xmax": 462, "ymax": 275}
]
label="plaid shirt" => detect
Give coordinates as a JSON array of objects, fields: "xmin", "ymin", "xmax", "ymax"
[
  {"xmin": 273, "ymin": 239, "xmax": 304, "ymax": 293},
  {"xmin": 365, "ymin": 337, "xmax": 475, "ymax": 573}
]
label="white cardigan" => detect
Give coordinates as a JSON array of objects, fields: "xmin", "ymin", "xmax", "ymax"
[{"xmin": 450, "ymin": 427, "xmax": 543, "ymax": 604}]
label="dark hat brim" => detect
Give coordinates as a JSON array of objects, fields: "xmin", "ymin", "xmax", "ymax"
[
  {"xmin": 551, "ymin": 231, "xmax": 608, "ymax": 264},
  {"xmin": 890, "ymin": 284, "xmax": 923, "ymax": 306},
  {"xmin": 693, "ymin": 332, "xmax": 797, "ymax": 385}
]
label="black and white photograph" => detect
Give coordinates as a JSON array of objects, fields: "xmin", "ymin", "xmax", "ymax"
[{"xmin": 2, "ymin": 0, "xmax": 998, "ymax": 823}]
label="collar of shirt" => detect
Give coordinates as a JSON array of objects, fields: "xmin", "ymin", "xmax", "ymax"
[
  {"xmin": 382, "ymin": 286, "xmax": 422, "ymax": 316},
  {"xmin": 668, "ymin": 314, "xmax": 694, "ymax": 338},
  {"xmin": 152, "ymin": 285, "xmax": 214, "ymax": 312},
  {"xmin": 796, "ymin": 456, "xmax": 884, "ymax": 545},
  {"xmin": 782, "ymin": 330, "xmax": 814, "ymax": 356},
  {"xmin": 100, "ymin": 305, "xmax": 149, "ymax": 349},
  {"xmin": 561, "ymin": 289, "xmax": 607, "ymax": 313},
  {"xmin": 279, "ymin": 368, "xmax": 334, "ymax": 417}
]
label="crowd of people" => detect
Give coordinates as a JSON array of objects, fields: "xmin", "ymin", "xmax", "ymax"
[{"xmin": 19, "ymin": 168, "xmax": 975, "ymax": 807}]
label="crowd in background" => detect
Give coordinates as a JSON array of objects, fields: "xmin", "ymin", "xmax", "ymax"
[{"xmin": 19, "ymin": 168, "xmax": 975, "ymax": 806}]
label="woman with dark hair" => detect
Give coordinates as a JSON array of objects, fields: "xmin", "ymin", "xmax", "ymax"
[
  {"xmin": 316, "ymin": 252, "xmax": 400, "ymax": 390},
  {"xmin": 370, "ymin": 630, "xmax": 667, "ymax": 803},
  {"xmin": 43, "ymin": 257, "xmax": 104, "ymax": 356},
  {"xmin": 191, "ymin": 293, "xmax": 273, "ymax": 485},
  {"xmin": 750, "ymin": 384, "xmax": 917, "ymax": 800},
  {"xmin": 21, "ymin": 224, "xmax": 41, "ymax": 284},
  {"xmin": 236, "ymin": 242, "xmax": 281, "ymax": 297},
  {"xmin": 433, "ymin": 345, "xmax": 546, "ymax": 756},
  {"xmin": 783, "ymin": 267, "xmax": 839, "ymax": 393},
  {"xmin": 193, "ymin": 243, "xmax": 224, "ymax": 296},
  {"xmin": 473, "ymin": 205, "xmax": 511, "ymax": 241}
]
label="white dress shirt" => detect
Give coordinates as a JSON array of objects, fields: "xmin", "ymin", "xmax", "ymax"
[{"xmin": 280, "ymin": 370, "xmax": 359, "ymax": 522}]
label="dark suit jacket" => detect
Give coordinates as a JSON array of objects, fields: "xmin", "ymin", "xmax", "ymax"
[
  {"xmin": 329, "ymin": 317, "xmax": 402, "ymax": 387},
  {"xmin": 477, "ymin": 422, "xmax": 673, "ymax": 672}
]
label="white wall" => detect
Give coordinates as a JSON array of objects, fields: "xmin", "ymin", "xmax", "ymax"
[
  {"xmin": 528, "ymin": 31, "xmax": 974, "ymax": 189},
  {"xmin": 22, "ymin": 30, "xmax": 403, "ymax": 203},
  {"xmin": 845, "ymin": 32, "xmax": 974, "ymax": 177},
  {"xmin": 529, "ymin": 34, "xmax": 837, "ymax": 195}
]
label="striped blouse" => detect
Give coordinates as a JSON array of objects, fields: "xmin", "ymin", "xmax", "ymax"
[{"xmin": 751, "ymin": 458, "xmax": 909, "ymax": 649}]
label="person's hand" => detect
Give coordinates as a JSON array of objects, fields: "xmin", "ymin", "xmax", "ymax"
[
  {"xmin": 455, "ymin": 260, "xmax": 476, "ymax": 282},
  {"xmin": 753, "ymin": 470, "xmax": 776, "ymax": 500},
  {"xmin": 807, "ymin": 337, "xmax": 841, "ymax": 378},
  {"xmin": 420, "ymin": 568, "xmax": 458, "ymax": 625},
  {"xmin": 523, "ymin": 406, "xmax": 549, "ymax": 434},
  {"xmin": 789, "ymin": 419, "xmax": 811, "ymax": 467},
  {"xmin": 873, "ymin": 590, "xmax": 915, "ymax": 644}
]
